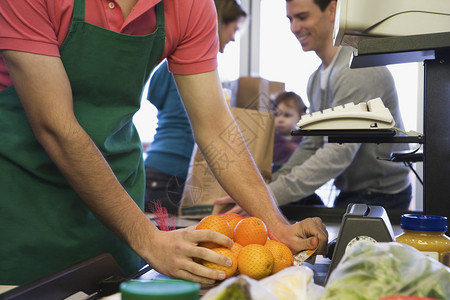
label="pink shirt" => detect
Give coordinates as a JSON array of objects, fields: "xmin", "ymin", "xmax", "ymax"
[{"xmin": 0, "ymin": 0, "xmax": 219, "ymax": 90}]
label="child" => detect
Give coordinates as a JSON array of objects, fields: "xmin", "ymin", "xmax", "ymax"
[{"xmin": 272, "ymin": 91, "xmax": 307, "ymax": 172}]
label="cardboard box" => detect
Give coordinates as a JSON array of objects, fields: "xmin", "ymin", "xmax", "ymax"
[
  {"xmin": 269, "ymin": 81, "xmax": 286, "ymax": 100},
  {"xmin": 226, "ymin": 77, "xmax": 285, "ymax": 112}
]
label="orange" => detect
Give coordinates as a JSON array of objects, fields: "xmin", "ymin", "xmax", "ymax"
[
  {"xmin": 230, "ymin": 242, "xmax": 243, "ymax": 257},
  {"xmin": 230, "ymin": 242, "xmax": 243, "ymax": 275},
  {"xmin": 238, "ymin": 244, "xmax": 274, "ymax": 280},
  {"xmin": 264, "ymin": 240, "xmax": 294, "ymax": 274},
  {"xmin": 219, "ymin": 212, "xmax": 242, "ymax": 223},
  {"xmin": 200, "ymin": 247, "xmax": 237, "ymax": 279},
  {"xmin": 220, "ymin": 213, "xmax": 244, "ymax": 232},
  {"xmin": 228, "ymin": 217, "xmax": 245, "ymax": 234},
  {"xmin": 233, "ymin": 217, "xmax": 268, "ymax": 246},
  {"xmin": 196, "ymin": 215, "xmax": 232, "ymax": 249}
]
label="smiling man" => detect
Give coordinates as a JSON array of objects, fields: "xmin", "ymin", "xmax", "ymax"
[
  {"xmin": 215, "ymin": 0, "xmax": 412, "ymax": 215},
  {"xmin": 287, "ymin": 0, "xmax": 336, "ymax": 66},
  {"xmin": 269, "ymin": 0, "xmax": 412, "ymax": 208},
  {"xmin": 214, "ymin": 0, "xmax": 412, "ymax": 215}
]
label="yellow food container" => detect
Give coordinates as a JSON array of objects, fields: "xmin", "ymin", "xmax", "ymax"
[{"xmin": 395, "ymin": 214, "xmax": 450, "ymax": 267}]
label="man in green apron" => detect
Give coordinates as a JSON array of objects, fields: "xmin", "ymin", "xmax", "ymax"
[{"xmin": 0, "ymin": 0, "xmax": 328, "ymax": 285}]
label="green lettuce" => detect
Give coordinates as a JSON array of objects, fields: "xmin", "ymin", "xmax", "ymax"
[{"xmin": 321, "ymin": 242, "xmax": 450, "ymax": 300}]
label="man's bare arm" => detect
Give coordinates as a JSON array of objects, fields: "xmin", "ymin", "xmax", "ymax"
[
  {"xmin": 175, "ymin": 70, "xmax": 328, "ymax": 254},
  {"xmin": 2, "ymin": 50, "xmax": 234, "ymax": 283}
]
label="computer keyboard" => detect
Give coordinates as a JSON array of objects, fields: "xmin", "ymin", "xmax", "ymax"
[{"xmin": 297, "ymin": 97, "xmax": 395, "ymax": 130}]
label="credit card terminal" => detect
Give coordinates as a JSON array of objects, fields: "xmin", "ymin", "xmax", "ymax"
[{"xmin": 327, "ymin": 203, "xmax": 394, "ymax": 281}]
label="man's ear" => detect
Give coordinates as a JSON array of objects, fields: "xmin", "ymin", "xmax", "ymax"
[{"xmin": 328, "ymin": 0, "xmax": 337, "ymax": 23}]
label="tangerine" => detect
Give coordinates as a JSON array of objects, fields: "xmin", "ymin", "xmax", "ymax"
[
  {"xmin": 220, "ymin": 212, "xmax": 242, "ymax": 223},
  {"xmin": 196, "ymin": 215, "xmax": 232, "ymax": 249},
  {"xmin": 230, "ymin": 242, "xmax": 243, "ymax": 257},
  {"xmin": 220, "ymin": 213, "xmax": 244, "ymax": 232},
  {"xmin": 233, "ymin": 217, "xmax": 268, "ymax": 246},
  {"xmin": 264, "ymin": 240, "xmax": 294, "ymax": 274},
  {"xmin": 230, "ymin": 242, "xmax": 243, "ymax": 275},
  {"xmin": 238, "ymin": 244, "xmax": 274, "ymax": 280},
  {"xmin": 200, "ymin": 247, "xmax": 237, "ymax": 279}
]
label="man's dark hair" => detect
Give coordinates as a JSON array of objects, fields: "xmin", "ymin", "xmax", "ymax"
[{"xmin": 286, "ymin": 0, "xmax": 335, "ymax": 12}]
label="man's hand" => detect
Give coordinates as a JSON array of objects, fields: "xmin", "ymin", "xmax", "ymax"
[
  {"xmin": 213, "ymin": 196, "xmax": 328, "ymax": 255},
  {"xmin": 271, "ymin": 217, "xmax": 328, "ymax": 256},
  {"xmin": 213, "ymin": 196, "xmax": 249, "ymax": 216},
  {"xmin": 143, "ymin": 226, "xmax": 234, "ymax": 285}
]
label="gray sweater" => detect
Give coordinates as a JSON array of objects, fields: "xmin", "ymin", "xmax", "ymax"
[{"xmin": 269, "ymin": 47, "xmax": 411, "ymax": 206}]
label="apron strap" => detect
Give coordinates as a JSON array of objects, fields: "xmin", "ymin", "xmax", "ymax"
[
  {"xmin": 155, "ymin": 1, "xmax": 165, "ymax": 30},
  {"xmin": 72, "ymin": 0, "xmax": 85, "ymax": 23}
]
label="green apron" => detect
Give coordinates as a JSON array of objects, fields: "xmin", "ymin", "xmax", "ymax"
[{"xmin": 0, "ymin": 0, "xmax": 165, "ymax": 285}]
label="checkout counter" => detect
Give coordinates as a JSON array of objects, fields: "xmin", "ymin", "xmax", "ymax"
[{"xmin": 0, "ymin": 204, "xmax": 407, "ymax": 299}]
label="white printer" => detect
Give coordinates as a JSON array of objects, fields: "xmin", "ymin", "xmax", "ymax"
[{"xmin": 333, "ymin": 0, "xmax": 450, "ymax": 48}]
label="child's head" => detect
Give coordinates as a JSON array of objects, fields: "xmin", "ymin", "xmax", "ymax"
[{"xmin": 272, "ymin": 91, "xmax": 307, "ymax": 136}]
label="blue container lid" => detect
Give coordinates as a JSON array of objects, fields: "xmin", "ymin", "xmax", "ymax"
[
  {"xmin": 120, "ymin": 279, "xmax": 200, "ymax": 300},
  {"xmin": 401, "ymin": 214, "xmax": 448, "ymax": 232}
]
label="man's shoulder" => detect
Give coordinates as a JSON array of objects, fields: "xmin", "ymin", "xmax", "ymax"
[{"xmin": 332, "ymin": 47, "xmax": 357, "ymax": 75}]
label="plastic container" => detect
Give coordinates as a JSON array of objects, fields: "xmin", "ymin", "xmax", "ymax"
[
  {"xmin": 395, "ymin": 214, "xmax": 450, "ymax": 266},
  {"xmin": 120, "ymin": 279, "xmax": 200, "ymax": 300}
]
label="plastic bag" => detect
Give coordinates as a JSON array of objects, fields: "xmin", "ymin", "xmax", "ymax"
[
  {"xmin": 201, "ymin": 266, "xmax": 324, "ymax": 300},
  {"xmin": 261, "ymin": 266, "xmax": 325, "ymax": 300},
  {"xmin": 322, "ymin": 242, "xmax": 450, "ymax": 300}
]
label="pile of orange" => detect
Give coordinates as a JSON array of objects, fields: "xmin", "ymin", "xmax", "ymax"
[{"xmin": 195, "ymin": 213, "xmax": 294, "ymax": 280}]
